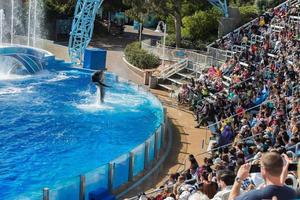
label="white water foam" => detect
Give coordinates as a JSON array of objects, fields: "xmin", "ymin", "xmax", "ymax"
[
  {"xmin": 75, "ymin": 89, "xmax": 113, "ymax": 112},
  {"xmin": 0, "ymin": 86, "xmax": 22, "ymax": 95},
  {"xmin": 0, "ymin": 85, "xmax": 35, "ymax": 95},
  {"xmin": 0, "ymin": 73, "xmax": 31, "ymax": 81},
  {"xmin": 47, "ymin": 72, "xmax": 79, "ymax": 82}
]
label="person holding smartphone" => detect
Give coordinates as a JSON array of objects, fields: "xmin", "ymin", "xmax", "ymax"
[{"xmin": 228, "ymin": 152, "xmax": 296, "ymax": 200}]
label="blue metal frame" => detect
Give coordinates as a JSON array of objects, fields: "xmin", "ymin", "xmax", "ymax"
[
  {"xmin": 68, "ymin": 0, "xmax": 104, "ymax": 64},
  {"xmin": 207, "ymin": 0, "xmax": 228, "ymax": 17}
]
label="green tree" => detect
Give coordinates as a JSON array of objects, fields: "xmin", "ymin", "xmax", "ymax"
[
  {"xmin": 44, "ymin": 0, "xmax": 76, "ymax": 15},
  {"xmin": 181, "ymin": 8, "xmax": 221, "ymax": 42},
  {"xmin": 151, "ymin": 0, "xmax": 211, "ymax": 47},
  {"xmin": 122, "ymin": 0, "xmax": 151, "ymax": 22},
  {"xmin": 123, "ymin": 0, "xmax": 210, "ymax": 47}
]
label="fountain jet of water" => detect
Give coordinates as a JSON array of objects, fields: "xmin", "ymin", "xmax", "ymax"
[
  {"xmin": 96, "ymin": 86, "xmax": 101, "ymax": 105},
  {"xmin": 11, "ymin": 0, "xmax": 14, "ymax": 44},
  {"xmin": 27, "ymin": 0, "xmax": 32, "ymax": 46},
  {"xmin": 0, "ymin": 9, "xmax": 4, "ymax": 44},
  {"xmin": 33, "ymin": 0, "xmax": 37, "ymax": 47}
]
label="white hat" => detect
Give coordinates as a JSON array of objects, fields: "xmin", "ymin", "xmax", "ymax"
[
  {"xmin": 179, "ymin": 191, "xmax": 190, "ymax": 200},
  {"xmin": 213, "ymin": 157, "xmax": 222, "ymax": 165}
]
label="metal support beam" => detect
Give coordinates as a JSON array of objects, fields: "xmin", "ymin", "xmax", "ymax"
[
  {"xmin": 128, "ymin": 152, "xmax": 134, "ymax": 181},
  {"xmin": 144, "ymin": 141, "xmax": 150, "ymax": 170},
  {"xmin": 43, "ymin": 188, "xmax": 49, "ymax": 200},
  {"xmin": 80, "ymin": 175, "xmax": 85, "ymax": 200},
  {"xmin": 108, "ymin": 162, "xmax": 114, "ymax": 192},
  {"xmin": 68, "ymin": 0, "xmax": 104, "ymax": 64}
]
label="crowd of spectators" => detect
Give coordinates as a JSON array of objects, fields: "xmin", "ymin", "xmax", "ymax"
[{"xmin": 137, "ymin": 1, "xmax": 300, "ymax": 200}]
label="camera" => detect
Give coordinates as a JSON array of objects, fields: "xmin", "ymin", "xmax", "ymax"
[{"xmin": 249, "ymin": 163, "xmax": 298, "ymax": 173}]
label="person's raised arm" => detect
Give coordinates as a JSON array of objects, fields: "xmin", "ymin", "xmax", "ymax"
[
  {"xmin": 280, "ymin": 154, "xmax": 290, "ymax": 185},
  {"xmin": 229, "ymin": 163, "xmax": 251, "ymax": 200}
]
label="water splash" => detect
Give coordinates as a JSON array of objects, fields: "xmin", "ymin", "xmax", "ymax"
[
  {"xmin": 96, "ymin": 86, "xmax": 101, "ymax": 105},
  {"xmin": 27, "ymin": 0, "xmax": 32, "ymax": 46},
  {"xmin": 33, "ymin": 0, "xmax": 37, "ymax": 47},
  {"xmin": 75, "ymin": 88, "xmax": 113, "ymax": 112},
  {"xmin": 0, "ymin": 9, "xmax": 4, "ymax": 44},
  {"xmin": 11, "ymin": 0, "xmax": 14, "ymax": 44}
]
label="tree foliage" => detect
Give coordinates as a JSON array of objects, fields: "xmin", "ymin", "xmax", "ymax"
[
  {"xmin": 181, "ymin": 8, "xmax": 221, "ymax": 42},
  {"xmin": 44, "ymin": 0, "xmax": 76, "ymax": 15},
  {"xmin": 122, "ymin": 0, "xmax": 151, "ymax": 22}
]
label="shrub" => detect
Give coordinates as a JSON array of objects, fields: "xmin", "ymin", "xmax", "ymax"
[
  {"xmin": 124, "ymin": 42, "xmax": 160, "ymax": 69},
  {"xmin": 239, "ymin": 5, "xmax": 258, "ymax": 25}
]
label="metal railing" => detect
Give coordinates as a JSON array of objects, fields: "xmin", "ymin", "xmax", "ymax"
[
  {"xmin": 159, "ymin": 59, "xmax": 188, "ymax": 80},
  {"xmin": 141, "ymin": 39, "xmax": 224, "ymax": 70}
]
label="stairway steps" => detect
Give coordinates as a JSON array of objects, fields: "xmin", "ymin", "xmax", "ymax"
[
  {"xmin": 167, "ymin": 77, "xmax": 186, "ymax": 85},
  {"xmin": 158, "ymin": 83, "xmax": 178, "ymax": 92},
  {"xmin": 176, "ymin": 72, "xmax": 195, "ymax": 79}
]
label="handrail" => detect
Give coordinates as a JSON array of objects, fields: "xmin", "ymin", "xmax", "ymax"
[
  {"xmin": 159, "ymin": 59, "xmax": 188, "ymax": 80},
  {"xmin": 141, "ymin": 39, "xmax": 224, "ymax": 67}
]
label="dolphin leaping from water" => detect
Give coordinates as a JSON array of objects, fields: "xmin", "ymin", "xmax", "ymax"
[{"xmin": 92, "ymin": 70, "xmax": 111, "ymax": 103}]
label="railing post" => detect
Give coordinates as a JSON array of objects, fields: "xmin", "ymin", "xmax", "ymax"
[
  {"xmin": 108, "ymin": 162, "xmax": 114, "ymax": 193},
  {"xmin": 154, "ymin": 131, "xmax": 159, "ymax": 160},
  {"xmin": 144, "ymin": 141, "xmax": 150, "ymax": 170},
  {"xmin": 129, "ymin": 152, "xmax": 134, "ymax": 182},
  {"xmin": 43, "ymin": 188, "xmax": 49, "ymax": 200},
  {"xmin": 161, "ymin": 123, "xmax": 165, "ymax": 148},
  {"xmin": 115, "ymin": 75, "xmax": 119, "ymax": 83},
  {"xmin": 80, "ymin": 175, "xmax": 85, "ymax": 200}
]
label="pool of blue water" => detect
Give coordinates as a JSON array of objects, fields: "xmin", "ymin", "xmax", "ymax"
[{"xmin": 0, "ymin": 68, "xmax": 163, "ymax": 199}]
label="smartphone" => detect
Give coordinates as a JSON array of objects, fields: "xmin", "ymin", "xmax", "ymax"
[
  {"xmin": 250, "ymin": 163, "xmax": 298, "ymax": 173},
  {"xmin": 296, "ymin": 143, "xmax": 300, "ymax": 157}
]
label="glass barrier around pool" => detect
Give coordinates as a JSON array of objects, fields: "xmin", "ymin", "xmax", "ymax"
[{"xmin": 42, "ymin": 121, "xmax": 166, "ymax": 200}]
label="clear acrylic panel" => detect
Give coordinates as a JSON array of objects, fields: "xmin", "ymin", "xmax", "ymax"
[
  {"xmin": 148, "ymin": 134, "xmax": 155, "ymax": 162},
  {"xmin": 132, "ymin": 143, "xmax": 145, "ymax": 176},
  {"xmin": 49, "ymin": 176, "xmax": 80, "ymax": 200},
  {"xmin": 85, "ymin": 164, "xmax": 109, "ymax": 199},
  {"xmin": 112, "ymin": 154, "xmax": 130, "ymax": 189}
]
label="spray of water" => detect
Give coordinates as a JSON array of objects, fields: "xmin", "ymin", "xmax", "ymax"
[
  {"xmin": 10, "ymin": 0, "xmax": 14, "ymax": 44},
  {"xmin": 0, "ymin": 9, "xmax": 4, "ymax": 44},
  {"xmin": 27, "ymin": 0, "xmax": 32, "ymax": 46},
  {"xmin": 33, "ymin": 0, "xmax": 37, "ymax": 47},
  {"xmin": 96, "ymin": 86, "xmax": 101, "ymax": 105}
]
